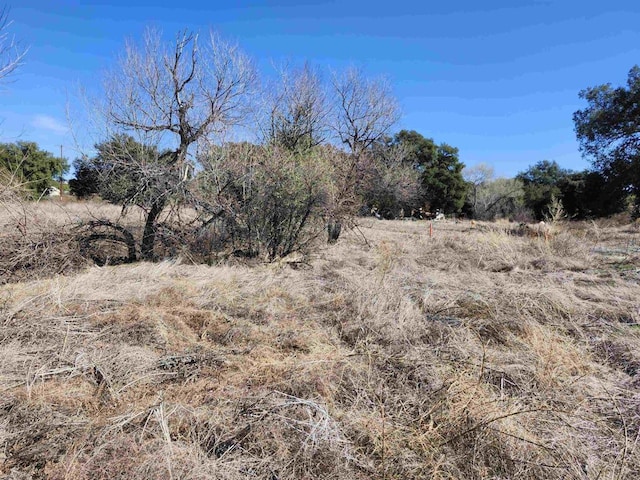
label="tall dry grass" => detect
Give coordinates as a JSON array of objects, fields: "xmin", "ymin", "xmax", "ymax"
[{"xmin": 1, "ymin": 214, "xmax": 640, "ymax": 478}]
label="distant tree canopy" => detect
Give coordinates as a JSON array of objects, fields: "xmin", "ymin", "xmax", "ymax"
[
  {"xmin": 553, "ymin": 170, "xmax": 626, "ymax": 219},
  {"xmin": 574, "ymin": 65, "xmax": 640, "ymax": 216},
  {"xmin": 393, "ymin": 130, "xmax": 467, "ymax": 213},
  {"xmin": 464, "ymin": 163, "xmax": 494, "ymax": 216},
  {"xmin": 476, "ymin": 177, "xmax": 526, "ymax": 221},
  {"xmin": 462, "ymin": 165, "xmax": 528, "ymax": 220},
  {"xmin": 516, "ymin": 160, "xmax": 627, "ymax": 220},
  {"xmin": 516, "ymin": 160, "xmax": 568, "ymax": 219},
  {"xmin": 0, "ymin": 141, "xmax": 68, "ymax": 195},
  {"xmin": 68, "ymin": 157, "xmax": 100, "ymax": 199}
]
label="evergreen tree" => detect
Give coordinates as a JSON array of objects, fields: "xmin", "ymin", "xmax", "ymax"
[
  {"xmin": 0, "ymin": 141, "xmax": 68, "ymax": 195},
  {"xmin": 394, "ymin": 130, "xmax": 467, "ymax": 213},
  {"xmin": 574, "ymin": 66, "xmax": 640, "ymax": 216}
]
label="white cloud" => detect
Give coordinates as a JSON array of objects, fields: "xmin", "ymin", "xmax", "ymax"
[{"xmin": 32, "ymin": 114, "xmax": 68, "ymax": 135}]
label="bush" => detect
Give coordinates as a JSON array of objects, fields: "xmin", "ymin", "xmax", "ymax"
[{"xmin": 194, "ymin": 144, "xmax": 331, "ymax": 260}]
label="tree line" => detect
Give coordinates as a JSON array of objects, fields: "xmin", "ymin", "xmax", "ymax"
[
  {"xmin": 0, "ymin": 141, "xmax": 68, "ymax": 195},
  {"xmin": 3, "ymin": 23, "xmax": 639, "ymax": 262},
  {"xmin": 463, "ymin": 158, "xmax": 631, "ymax": 222},
  {"xmin": 3, "ymin": 131, "xmax": 628, "ymax": 226},
  {"xmin": 466, "ymin": 63, "xmax": 640, "ymax": 223}
]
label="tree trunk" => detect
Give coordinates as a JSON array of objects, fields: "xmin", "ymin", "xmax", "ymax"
[
  {"xmin": 473, "ymin": 185, "xmax": 478, "ymax": 216},
  {"xmin": 327, "ymin": 220, "xmax": 342, "ymax": 244},
  {"xmin": 141, "ymin": 199, "xmax": 166, "ymax": 261}
]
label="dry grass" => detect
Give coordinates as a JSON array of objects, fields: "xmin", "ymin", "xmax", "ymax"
[
  {"xmin": 0, "ymin": 193, "xmax": 131, "ymax": 283},
  {"xmin": 1, "ymin": 211, "xmax": 640, "ymax": 478},
  {"xmin": 0, "ymin": 196, "xmax": 202, "ymax": 283}
]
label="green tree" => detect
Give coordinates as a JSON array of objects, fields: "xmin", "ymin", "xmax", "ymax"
[
  {"xmin": 0, "ymin": 141, "xmax": 68, "ymax": 195},
  {"xmin": 68, "ymin": 157, "xmax": 100, "ymax": 199},
  {"xmin": 89, "ymin": 135, "xmax": 173, "ymax": 207},
  {"xmin": 555, "ymin": 171, "xmax": 587, "ymax": 219},
  {"xmin": 516, "ymin": 161, "xmax": 625, "ymax": 220},
  {"xmin": 556, "ymin": 170, "xmax": 627, "ymax": 219},
  {"xmin": 573, "ymin": 65, "xmax": 640, "ymax": 216},
  {"xmin": 580, "ymin": 170, "xmax": 628, "ymax": 217},
  {"xmin": 69, "ymin": 136, "xmax": 161, "ymax": 203},
  {"xmin": 394, "ymin": 130, "xmax": 467, "ymax": 213},
  {"xmin": 516, "ymin": 160, "xmax": 568, "ymax": 220}
]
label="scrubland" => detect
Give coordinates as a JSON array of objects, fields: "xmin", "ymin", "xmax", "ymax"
[{"xmin": 2, "ymin": 200, "xmax": 640, "ymax": 479}]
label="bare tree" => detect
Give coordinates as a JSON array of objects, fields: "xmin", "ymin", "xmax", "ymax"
[
  {"xmin": 463, "ymin": 163, "xmax": 494, "ymax": 216},
  {"xmin": 330, "ymin": 67, "xmax": 399, "ymax": 157},
  {"xmin": 361, "ymin": 139, "xmax": 422, "ymax": 218},
  {"xmin": 326, "ymin": 67, "xmax": 400, "ymax": 241},
  {"xmin": 99, "ymin": 28, "xmax": 255, "ymax": 259},
  {"xmin": 0, "ymin": 6, "xmax": 27, "ymax": 82},
  {"xmin": 263, "ymin": 62, "xmax": 329, "ymax": 152}
]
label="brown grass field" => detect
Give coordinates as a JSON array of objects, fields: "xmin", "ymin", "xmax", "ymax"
[{"xmin": 2, "ymin": 199, "xmax": 640, "ymax": 479}]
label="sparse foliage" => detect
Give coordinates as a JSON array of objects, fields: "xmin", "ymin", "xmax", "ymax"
[
  {"xmin": 358, "ymin": 138, "xmax": 422, "ymax": 218},
  {"xmin": 472, "ymin": 176, "xmax": 526, "ymax": 220},
  {"xmin": 464, "ymin": 163, "xmax": 494, "ymax": 216},
  {"xmin": 331, "ymin": 67, "xmax": 400, "ymax": 157},
  {"xmin": 313, "ymin": 67, "xmax": 401, "ymax": 239},
  {"xmin": 544, "ymin": 194, "xmax": 566, "ymax": 224}
]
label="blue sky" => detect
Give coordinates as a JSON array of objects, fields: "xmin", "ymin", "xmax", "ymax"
[{"xmin": 1, "ymin": 0, "xmax": 639, "ymax": 177}]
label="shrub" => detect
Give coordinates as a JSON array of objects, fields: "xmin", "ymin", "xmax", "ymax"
[{"xmin": 195, "ymin": 144, "xmax": 331, "ymax": 260}]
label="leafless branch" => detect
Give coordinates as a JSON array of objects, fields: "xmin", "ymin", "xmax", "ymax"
[
  {"xmin": 0, "ymin": 6, "xmax": 27, "ymax": 82},
  {"xmin": 259, "ymin": 62, "xmax": 330, "ymax": 151},
  {"xmin": 330, "ymin": 67, "xmax": 400, "ymax": 157}
]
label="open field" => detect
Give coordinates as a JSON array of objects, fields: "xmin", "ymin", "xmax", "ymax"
[{"xmin": 2, "ymin": 204, "xmax": 640, "ymax": 479}]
